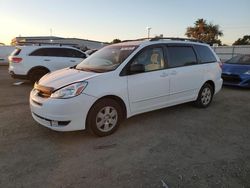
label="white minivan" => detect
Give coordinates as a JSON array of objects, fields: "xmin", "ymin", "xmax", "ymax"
[{"xmin": 30, "ymin": 38, "xmax": 223, "ymax": 136}]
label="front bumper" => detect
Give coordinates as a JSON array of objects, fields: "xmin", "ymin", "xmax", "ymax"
[
  {"xmin": 222, "ymin": 73, "xmax": 250, "ymax": 88},
  {"xmin": 223, "ymin": 81, "xmax": 250, "ymax": 88},
  {"xmin": 30, "ymin": 90, "xmax": 97, "ymax": 131}
]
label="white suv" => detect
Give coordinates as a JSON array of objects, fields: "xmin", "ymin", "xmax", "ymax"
[
  {"xmin": 30, "ymin": 38, "xmax": 223, "ymax": 136},
  {"xmin": 9, "ymin": 45, "xmax": 87, "ymax": 82}
]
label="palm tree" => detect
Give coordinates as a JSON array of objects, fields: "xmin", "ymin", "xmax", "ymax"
[
  {"xmin": 207, "ymin": 23, "xmax": 223, "ymax": 42},
  {"xmin": 185, "ymin": 19, "xmax": 223, "ymax": 45},
  {"xmin": 186, "ymin": 19, "xmax": 207, "ymax": 40}
]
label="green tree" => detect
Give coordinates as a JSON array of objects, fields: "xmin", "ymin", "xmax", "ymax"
[
  {"xmin": 111, "ymin": 39, "xmax": 121, "ymax": 44},
  {"xmin": 233, "ymin": 35, "xmax": 250, "ymax": 45},
  {"xmin": 185, "ymin": 19, "xmax": 223, "ymax": 45}
]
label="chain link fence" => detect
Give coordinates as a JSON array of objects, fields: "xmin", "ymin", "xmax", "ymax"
[{"xmin": 213, "ymin": 45, "xmax": 250, "ymax": 62}]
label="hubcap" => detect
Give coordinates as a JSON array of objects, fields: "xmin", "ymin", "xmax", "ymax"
[
  {"xmin": 201, "ymin": 87, "xmax": 212, "ymax": 105},
  {"xmin": 96, "ymin": 106, "xmax": 118, "ymax": 132}
]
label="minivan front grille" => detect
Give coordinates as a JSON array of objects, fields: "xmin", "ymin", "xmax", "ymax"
[{"xmin": 33, "ymin": 113, "xmax": 71, "ymax": 126}]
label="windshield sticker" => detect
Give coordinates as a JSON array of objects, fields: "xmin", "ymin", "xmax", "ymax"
[{"xmin": 120, "ymin": 47, "xmax": 135, "ymax": 51}]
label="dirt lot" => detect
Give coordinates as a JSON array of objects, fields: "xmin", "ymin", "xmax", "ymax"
[{"xmin": 0, "ymin": 65, "xmax": 249, "ymax": 188}]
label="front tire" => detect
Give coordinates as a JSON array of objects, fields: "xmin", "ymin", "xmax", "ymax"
[
  {"xmin": 87, "ymin": 99, "xmax": 123, "ymax": 137},
  {"xmin": 194, "ymin": 83, "xmax": 214, "ymax": 108}
]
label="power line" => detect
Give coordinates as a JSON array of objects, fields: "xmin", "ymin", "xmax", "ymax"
[{"xmin": 221, "ymin": 26, "xmax": 250, "ymax": 29}]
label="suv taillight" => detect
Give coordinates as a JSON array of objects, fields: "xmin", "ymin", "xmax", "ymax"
[{"xmin": 11, "ymin": 57, "xmax": 22, "ymax": 63}]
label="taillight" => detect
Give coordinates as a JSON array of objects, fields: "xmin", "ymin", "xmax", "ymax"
[
  {"xmin": 218, "ymin": 61, "xmax": 223, "ymax": 69},
  {"xmin": 11, "ymin": 57, "xmax": 22, "ymax": 63}
]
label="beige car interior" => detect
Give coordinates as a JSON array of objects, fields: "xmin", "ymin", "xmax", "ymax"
[{"xmin": 145, "ymin": 51, "xmax": 165, "ymax": 71}]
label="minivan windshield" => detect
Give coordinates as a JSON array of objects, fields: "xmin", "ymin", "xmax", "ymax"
[{"xmin": 76, "ymin": 45, "xmax": 138, "ymax": 72}]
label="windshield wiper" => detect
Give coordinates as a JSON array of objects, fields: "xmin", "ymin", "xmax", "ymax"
[{"xmin": 70, "ymin": 65, "xmax": 77, "ymax": 69}]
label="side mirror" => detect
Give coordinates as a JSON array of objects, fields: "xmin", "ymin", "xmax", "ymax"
[{"xmin": 129, "ymin": 64, "xmax": 145, "ymax": 74}]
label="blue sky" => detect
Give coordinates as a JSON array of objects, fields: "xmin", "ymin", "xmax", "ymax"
[{"xmin": 0, "ymin": 0, "xmax": 249, "ymax": 45}]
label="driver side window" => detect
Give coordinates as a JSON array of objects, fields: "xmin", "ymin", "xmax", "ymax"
[{"xmin": 131, "ymin": 47, "xmax": 165, "ymax": 72}]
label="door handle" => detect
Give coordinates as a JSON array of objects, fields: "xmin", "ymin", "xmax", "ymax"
[
  {"xmin": 170, "ymin": 70, "xmax": 177, "ymax": 75},
  {"xmin": 44, "ymin": 59, "xmax": 51, "ymax": 62},
  {"xmin": 160, "ymin": 72, "xmax": 168, "ymax": 77},
  {"xmin": 70, "ymin": 60, "xmax": 76, "ymax": 62}
]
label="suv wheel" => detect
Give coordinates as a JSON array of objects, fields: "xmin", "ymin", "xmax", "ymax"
[
  {"xmin": 29, "ymin": 68, "xmax": 49, "ymax": 83},
  {"xmin": 194, "ymin": 83, "xmax": 214, "ymax": 108},
  {"xmin": 87, "ymin": 99, "xmax": 123, "ymax": 137}
]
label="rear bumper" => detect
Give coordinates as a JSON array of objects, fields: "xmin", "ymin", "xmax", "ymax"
[
  {"xmin": 9, "ymin": 63, "xmax": 29, "ymax": 80},
  {"xmin": 9, "ymin": 70, "xmax": 28, "ymax": 80},
  {"xmin": 214, "ymin": 78, "xmax": 223, "ymax": 94}
]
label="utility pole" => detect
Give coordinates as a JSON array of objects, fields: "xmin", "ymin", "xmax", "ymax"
[
  {"xmin": 50, "ymin": 28, "xmax": 53, "ymax": 43},
  {"xmin": 146, "ymin": 27, "xmax": 152, "ymax": 39}
]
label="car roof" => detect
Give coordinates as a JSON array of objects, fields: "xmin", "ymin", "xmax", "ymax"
[
  {"xmin": 110, "ymin": 38, "xmax": 209, "ymax": 48},
  {"xmin": 111, "ymin": 40, "xmax": 145, "ymax": 47},
  {"xmin": 13, "ymin": 45, "xmax": 83, "ymax": 54},
  {"xmin": 16, "ymin": 45, "xmax": 81, "ymax": 50}
]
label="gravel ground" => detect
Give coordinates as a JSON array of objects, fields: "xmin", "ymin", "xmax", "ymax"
[{"xmin": 0, "ymin": 65, "xmax": 249, "ymax": 188}]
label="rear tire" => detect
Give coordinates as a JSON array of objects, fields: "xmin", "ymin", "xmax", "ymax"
[
  {"xmin": 29, "ymin": 68, "xmax": 49, "ymax": 83},
  {"xmin": 194, "ymin": 83, "xmax": 214, "ymax": 108},
  {"xmin": 87, "ymin": 99, "xmax": 123, "ymax": 137}
]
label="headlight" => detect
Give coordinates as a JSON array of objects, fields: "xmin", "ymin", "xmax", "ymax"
[
  {"xmin": 51, "ymin": 81, "xmax": 88, "ymax": 99},
  {"xmin": 244, "ymin": 70, "xmax": 250, "ymax": 75}
]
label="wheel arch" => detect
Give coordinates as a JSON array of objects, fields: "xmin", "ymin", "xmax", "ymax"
[
  {"xmin": 87, "ymin": 95, "xmax": 127, "ymax": 123},
  {"xmin": 85, "ymin": 95, "xmax": 128, "ymax": 134},
  {"xmin": 203, "ymin": 80, "xmax": 215, "ymax": 94},
  {"xmin": 27, "ymin": 66, "xmax": 50, "ymax": 77}
]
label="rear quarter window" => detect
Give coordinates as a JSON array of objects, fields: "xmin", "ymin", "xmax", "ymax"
[
  {"xmin": 11, "ymin": 48, "xmax": 21, "ymax": 56},
  {"xmin": 195, "ymin": 45, "xmax": 217, "ymax": 63},
  {"xmin": 64, "ymin": 49, "xmax": 86, "ymax": 58}
]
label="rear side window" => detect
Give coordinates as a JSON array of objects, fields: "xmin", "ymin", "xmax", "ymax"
[
  {"xmin": 11, "ymin": 48, "xmax": 21, "ymax": 56},
  {"xmin": 44, "ymin": 48, "xmax": 65, "ymax": 57},
  {"xmin": 167, "ymin": 46, "xmax": 197, "ymax": 68},
  {"xmin": 30, "ymin": 48, "xmax": 67, "ymax": 57},
  {"xmin": 195, "ymin": 45, "xmax": 217, "ymax": 63},
  {"xmin": 30, "ymin": 48, "xmax": 86, "ymax": 58},
  {"xmin": 30, "ymin": 48, "xmax": 51, "ymax": 56}
]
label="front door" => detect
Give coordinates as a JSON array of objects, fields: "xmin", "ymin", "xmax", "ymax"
[{"xmin": 127, "ymin": 46, "xmax": 170, "ymax": 114}]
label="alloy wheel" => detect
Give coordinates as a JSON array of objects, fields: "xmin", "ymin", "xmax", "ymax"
[{"xmin": 96, "ymin": 106, "xmax": 118, "ymax": 132}]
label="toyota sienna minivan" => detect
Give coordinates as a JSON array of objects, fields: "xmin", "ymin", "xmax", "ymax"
[{"xmin": 30, "ymin": 38, "xmax": 223, "ymax": 136}]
